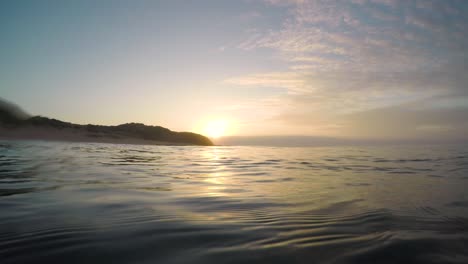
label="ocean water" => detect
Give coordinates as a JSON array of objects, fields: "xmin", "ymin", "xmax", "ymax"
[{"xmin": 0, "ymin": 141, "xmax": 467, "ymax": 264}]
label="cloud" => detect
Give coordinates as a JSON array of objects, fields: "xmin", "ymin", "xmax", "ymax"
[
  {"xmin": 341, "ymin": 102, "xmax": 468, "ymax": 140},
  {"xmin": 225, "ymin": 72, "xmax": 306, "ymax": 93},
  {"xmin": 244, "ymin": 1, "xmax": 467, "ymax": 71},
  {"xmin": 266, "ymin": 95, "xmax": 468, "ymax": 139},
  {"xmin": 228, "ymin": 0, "xmax": 468, "ymax": 139}
]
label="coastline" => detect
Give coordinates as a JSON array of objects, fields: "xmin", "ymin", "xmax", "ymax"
[{"xmin": 0, "ymin": 127, "xmax": 208, "ymax": 146}]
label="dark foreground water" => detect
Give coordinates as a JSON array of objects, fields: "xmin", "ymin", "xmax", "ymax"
[{"xmin": 0, "ymin": 141, "xmax": 467, "ymax": 264}]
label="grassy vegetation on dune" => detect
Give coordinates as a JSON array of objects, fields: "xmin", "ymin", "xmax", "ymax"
[{"xmin": 0, "ymin": 99, "xmax": 213, "ymax": 146}]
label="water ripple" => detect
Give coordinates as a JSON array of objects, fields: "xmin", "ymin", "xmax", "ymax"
[{"xmin": 0, "ymin": 141, "xmax": 467, "ymax": 263}]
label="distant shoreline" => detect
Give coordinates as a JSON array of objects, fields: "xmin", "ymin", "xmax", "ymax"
[
  {"xmin": 0, "ymin": 127, "xmax": 209, "ymax": 146},
  {"xmin": 1, "ymin": 98, "xmax": 213, "ymax": 146}
]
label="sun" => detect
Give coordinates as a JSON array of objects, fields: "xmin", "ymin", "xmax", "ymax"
[{"xmin": 203, "ymin": 119, "xmax": 229, "ymax": 138}]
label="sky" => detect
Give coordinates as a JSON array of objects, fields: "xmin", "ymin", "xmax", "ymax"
[{"xmin": 1, "ymin": 0, "xmax": 467, "ymax": 142}]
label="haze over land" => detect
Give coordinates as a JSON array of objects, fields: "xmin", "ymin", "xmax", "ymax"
[{"xmin": 1, "ymin": 1, "xmax": 468, "ymax": 144}]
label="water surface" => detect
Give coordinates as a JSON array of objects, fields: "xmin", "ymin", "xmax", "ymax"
[{"xmin": 1, "ymin": 141, "xmax": 467, "ymax": 263}]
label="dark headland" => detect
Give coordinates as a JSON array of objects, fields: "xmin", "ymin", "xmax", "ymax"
[{"xmin": 0, "ymin": 99, "xmax": 213, "ymax": 146}]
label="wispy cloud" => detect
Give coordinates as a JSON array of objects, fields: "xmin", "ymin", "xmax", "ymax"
[
  {"xmin": 226, "ymin": 72, "xmax": 305, "ymax": 93},
  {"xmin": 227, "ymin": 0, "xmax": 468, "ymax": 139}
]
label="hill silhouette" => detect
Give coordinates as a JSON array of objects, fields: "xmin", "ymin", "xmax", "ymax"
[{"xmin": 0, "ymin": 99, "xmax": 213, "ymax": 146}]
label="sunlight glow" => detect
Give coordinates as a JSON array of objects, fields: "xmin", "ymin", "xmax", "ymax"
[{"xmin": 203, "ymin": 120, "xmax": 229, "ymax": 138}]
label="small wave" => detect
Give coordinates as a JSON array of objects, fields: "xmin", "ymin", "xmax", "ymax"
[{"xmin": 1, "ymin": 141, "xmax": 467, "ymax": 263}]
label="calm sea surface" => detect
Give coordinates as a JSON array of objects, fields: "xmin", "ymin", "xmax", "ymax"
[{"xmin": 1, "ymin": 141, "xmax": 467, "ymax": 263}]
